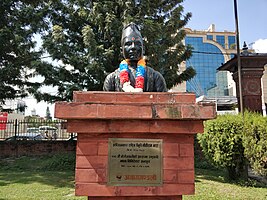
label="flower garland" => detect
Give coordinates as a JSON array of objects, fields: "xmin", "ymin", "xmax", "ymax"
[{"xmin": 119, "ymin": 58, "xmax": 146, "ymax": 89}]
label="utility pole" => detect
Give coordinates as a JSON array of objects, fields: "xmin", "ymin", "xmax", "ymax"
[{"xmin": 233, "ymin": 0, "xmax": 244, "ymax": 114}]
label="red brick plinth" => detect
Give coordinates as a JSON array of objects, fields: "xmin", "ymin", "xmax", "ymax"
[{"xmin": 55, "ymin": 92, "xmax": 216, "ymax": 200}]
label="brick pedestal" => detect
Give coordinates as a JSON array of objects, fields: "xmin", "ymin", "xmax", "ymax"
[{"xmin": 55, "ymin": 92, "xmax": 216, "ymax": 200}]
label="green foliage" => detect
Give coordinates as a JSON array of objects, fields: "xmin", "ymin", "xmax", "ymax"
[
  {"xmin": 194, "ymin": 135, "xmax": 218, "ymax": 170},
  {"xmin": 33, "ymin": 0, "xmax": 194, "ymax": 102},
  {"xmin": 1, "ymin": 0, "xmax": 195, "ymax": 103},
  {"xmin": 199, "ymin": 112, "xmax": 267, "ymax": 179},
  {"xmin": 198, "ymin": 114, "xmax": 247, "ymax": 180},
  {"xmin": 194, "ymin": 152, "xmax": 219, "ymax": 170},
  {"xmin": 0, "ymin": 0, "xmax": 50, "ymax": 103},
  {"xmin": 243, "ymin": 112, "xmax": 267, "ymax": 176}
]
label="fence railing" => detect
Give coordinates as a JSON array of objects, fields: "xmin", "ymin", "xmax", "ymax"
[{"xmin": 0, "ymin": 119, "xmax": 75, "ymax": 140}]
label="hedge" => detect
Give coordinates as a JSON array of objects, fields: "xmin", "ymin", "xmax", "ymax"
[
  {"xmin": 198, "ymin": 112, "xmax": 267, "ymax": 180},
  {"xmin": 197, "ymin": 114, "xmax": 247, "ymax": 180},
  {"xmin": 243, "ymin": 112, "xmax": 267, "ymax": 176}
]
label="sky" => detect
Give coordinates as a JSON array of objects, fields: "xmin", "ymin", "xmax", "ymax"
[{"xmin": 23, "ymin": 0, "xmax": 267, "ymax": 118}]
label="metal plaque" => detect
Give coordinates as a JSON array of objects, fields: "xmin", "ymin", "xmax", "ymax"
[{"xmin": 108, "ymin": 138, "xmax": 163, "ymax": 186}]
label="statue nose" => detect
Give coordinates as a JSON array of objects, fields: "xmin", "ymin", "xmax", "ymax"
[{"xmin": 131, "ymin": 42, "xmax": 136, "ymax": 49}]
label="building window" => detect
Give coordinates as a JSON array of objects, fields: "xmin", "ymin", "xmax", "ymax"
[
  {"xmin": 228, "ymin": 36, "xmax": 236, "ymax": 49},
  {"xmin": 185, "ymin": 36, "xmax": 226, "ymax": 97},
  {"xmin": 216, "ymin": 35, "xmax": 225, "ymax": 48},
  {"xmin": 207, "ymin": 35, "xmax": 213, "ymax": 40}
]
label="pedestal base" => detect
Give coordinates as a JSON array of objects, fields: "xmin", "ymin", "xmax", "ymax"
[
  {"xmin": 88, "ymin": 196, "xmax": 182, "ymax": 200},
  {"xmin": 54, "ymin": 92, "xmax": 216, "ymax": 199},
  {"xmin": 75, "ymin": 131, "xmax": 195, "ymax": 197}
]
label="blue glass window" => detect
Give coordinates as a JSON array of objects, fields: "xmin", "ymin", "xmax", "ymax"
[
  {"xmin": 216, "ymin": 35, "xmax": 225, "ymax": 48},
  {"xmin": 207, "ymin": 35, "xmax": 213, "ymax": 40},
  {"xmin": 228, "ymin": 36, "xmax": 236, "ymax": 49},
  {"xmin": 185, "ymin": 36, "xmax": 227, "ymax": 97}
]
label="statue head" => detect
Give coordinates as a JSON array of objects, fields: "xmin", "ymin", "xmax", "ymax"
[{"xmin": 121, "ymin": 22, "xmax": 144, "ymax": 61}]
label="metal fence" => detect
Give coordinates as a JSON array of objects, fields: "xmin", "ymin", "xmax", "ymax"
[{"xmin": 0, "ymin": 119, "xmax": 75, "ymax": 141}]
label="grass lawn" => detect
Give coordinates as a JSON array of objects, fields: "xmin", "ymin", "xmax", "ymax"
[
  {"xmin": 0, "ymin": 171, "xmax": 85, "ymax": 200},
  {"xmin": 0, "ymin": 154, "xmax": 86, "ymax": 200},
  {"xmin": 184, "ymin": 168, "xmax": 267, "ymax": 200},
  {"xmin": 0, "ymin": 154, "xmax": 266, "ymax": 200}
]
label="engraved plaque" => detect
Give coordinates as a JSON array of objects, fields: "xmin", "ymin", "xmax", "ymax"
[{"xmin": 108, "ymin": 138, "xmax": 163, "ymax": 186}]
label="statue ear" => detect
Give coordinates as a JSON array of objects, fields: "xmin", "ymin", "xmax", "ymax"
[
  {"xmin": 120, "ymin": 47, "xmax": 125, "ymax": 59},
  {"xmin": 142, "ymin": 45, "xmax": 145, "ymax": 55}
]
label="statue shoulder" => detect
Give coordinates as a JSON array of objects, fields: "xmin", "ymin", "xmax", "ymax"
[
  {"xmin": 103, "ymin": 69, "xmax": 120, "ymax": 91},
  {"xmin": 146, "ymin": 66, "xmax": 163, "ymax": 79},
  {"xmin": 106, "ymin": 69, "xmax": 120, "ymax": 80},
  {"xmin": 146, "ymin": 66, "xmax": 167, "ymax": 92}
]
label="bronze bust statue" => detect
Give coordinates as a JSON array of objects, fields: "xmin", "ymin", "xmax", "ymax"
[{"xmin": 103, "ymin": 22, "xmax": 167, "ymax": 92}]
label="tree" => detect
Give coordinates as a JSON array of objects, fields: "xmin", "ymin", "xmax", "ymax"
[
  {"xmin": 34, "ymin": 0, "xmax": 195, "ymax": 102},
  {"xmin": 0, "ymin": 0, "xmax": 52, "ymax": 103}
]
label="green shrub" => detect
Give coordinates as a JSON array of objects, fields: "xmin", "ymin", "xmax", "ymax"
[
  {"xmin": 243, "ymin": 112, "xmax": 267, "ymax": 177},
  {"xmin": 197, "ymin": 114, "xmax": 247, "ymax": 180},
  {"xmin": 194, "ymin": 135, "xmax": 218, "ymax": 170}
]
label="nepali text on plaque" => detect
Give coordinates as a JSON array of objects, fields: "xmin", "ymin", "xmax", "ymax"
[{"xmin": 108, "ymin": 138, "xmax": 163, "ymax": 186}]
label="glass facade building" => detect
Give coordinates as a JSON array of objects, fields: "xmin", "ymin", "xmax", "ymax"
[{"xmin": 184, "ymin": 25, "xmax": 236, "ymax": 98}]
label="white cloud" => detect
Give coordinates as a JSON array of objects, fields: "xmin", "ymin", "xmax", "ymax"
[{"xmin": 252, "ymin": 39, "xmax": 267, "ymax": 53}]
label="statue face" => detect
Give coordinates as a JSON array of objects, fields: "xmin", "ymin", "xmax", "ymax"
[{"xmin": 122, "ymin": 36, "xmax": 143, "ymax": 61}]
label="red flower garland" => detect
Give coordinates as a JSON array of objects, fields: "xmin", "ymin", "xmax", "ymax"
[{"xmin": 119, "ymin": 59, "xmax": 146, "ymax": 89}]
